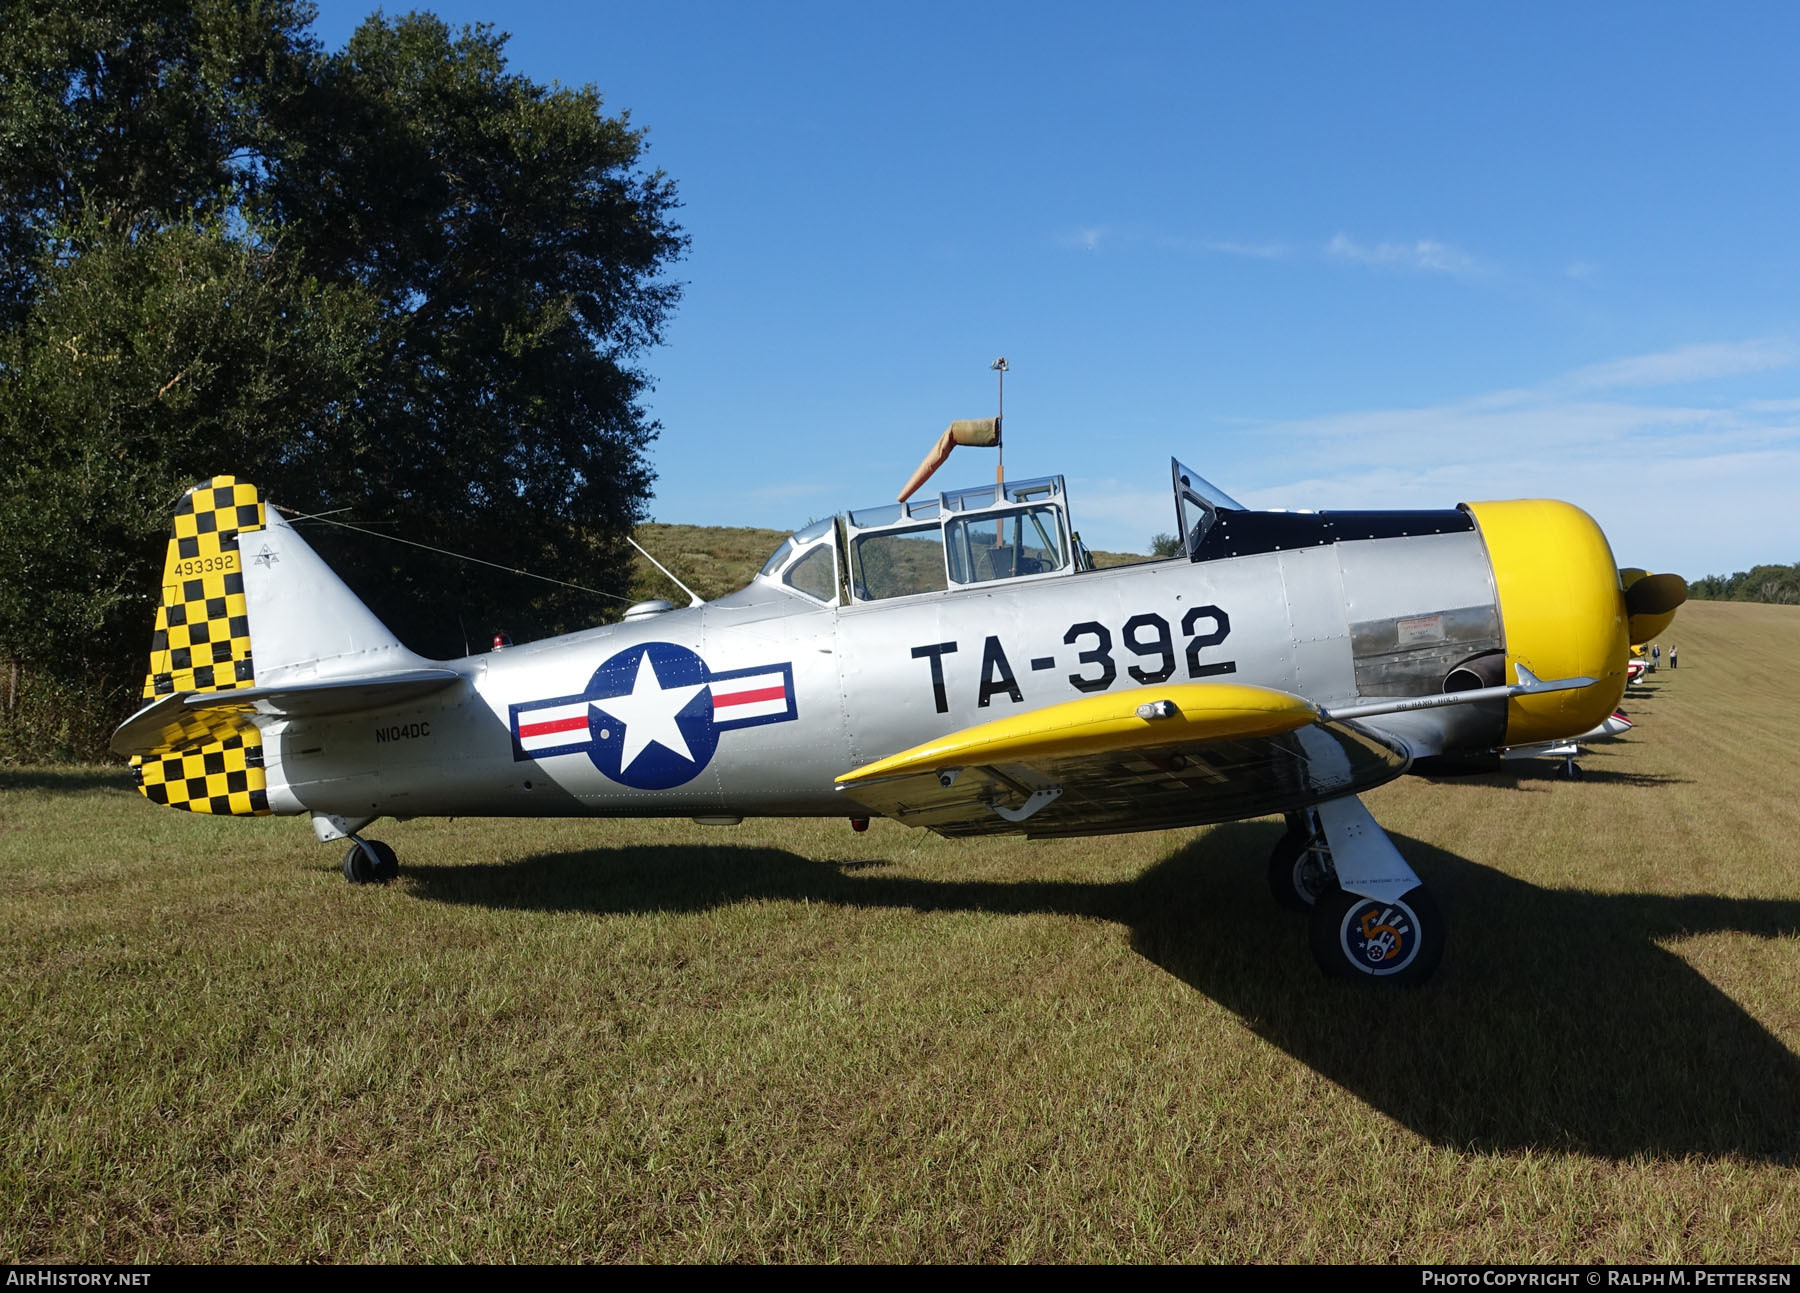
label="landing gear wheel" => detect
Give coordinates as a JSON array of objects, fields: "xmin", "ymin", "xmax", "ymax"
[
  {"xmin": 1268, "ymin": 824, "xmax": 1334, "ymax": 910},
  {"xmin": 366, "ymin": 839, "xmax": 398, "ymax": 881},
  {"xmin": 342, "ymin": 839, "xmax": 398, "ymax": 884},
  {"xmin": 1309, "ymin": 884, "xmax": 1445, "ymax": 985},
  {"xmin": 1560, "ymin": 760, "xmax": 1584, "ymax": 781}
]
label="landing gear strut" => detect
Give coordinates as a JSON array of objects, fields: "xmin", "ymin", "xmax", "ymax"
[
  {"xmin": 342, "ymin": 836, "xmax": 398, "ymax": 884},
  {"xmin": 1267, "ymin": 811, "xmax": 1334, "ymax": 909}
]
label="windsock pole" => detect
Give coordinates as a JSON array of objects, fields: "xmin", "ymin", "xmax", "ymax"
[{"xmin": 991, "ymin": 357, "xmax": 1008, "ymax": 503}]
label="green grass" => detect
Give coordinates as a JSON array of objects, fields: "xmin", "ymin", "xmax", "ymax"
[{"xmin": 3, "ymin": 601, "xmax": 1799, "ymax": 1262}]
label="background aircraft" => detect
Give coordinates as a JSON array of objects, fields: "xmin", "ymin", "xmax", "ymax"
[
  {"xmin": 112, "ymin": 453, "xmax": 1685, "ymax": 985},
  {"xmin": 1501, "ymin": 709, "xmax": 1634, "ymax": 779}
]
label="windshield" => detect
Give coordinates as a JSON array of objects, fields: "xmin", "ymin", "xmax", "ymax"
[
  {"xmin": 758, "ymin": 538, "xmax": 795, "ymax": 578},
  {"xmin": 1172, "ymin": 458, "xmax": 1244, "ymax": 557}
]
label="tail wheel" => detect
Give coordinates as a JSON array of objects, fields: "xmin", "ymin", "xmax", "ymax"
[
  {"xmin": 1268, "ymin": 825, "xmax": 1334, "ymax": 909},
  {"xmin": 1309, "ymin": 885, "xmax": 1445, "ymax": 985},
  {"xmin": 342, "ymin": 839, "xmax": 398, "ymax": 884}
]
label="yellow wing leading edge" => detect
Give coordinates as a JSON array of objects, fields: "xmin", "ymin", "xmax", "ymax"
[{"xmin": 837, "ymin": 682, "xmax": 1410, "ymax": 839}]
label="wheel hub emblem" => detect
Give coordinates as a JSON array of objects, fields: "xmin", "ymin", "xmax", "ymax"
[{"xmin": 1341, "ymin": 898, "xmax": 1417, "ymax": 974}]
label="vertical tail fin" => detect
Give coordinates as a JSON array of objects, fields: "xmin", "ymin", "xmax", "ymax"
[
  {"xmin": 132, "ymin": 476, "xmax": 269, "ymax": 815},
  {"xmin": 129, "ymin": 476, "xmax": 433, "ymax": 817},
  {"xmin": 236, "ymin": 505, "xmax": 421, "ymax": 685},
  {"xmin": 143, "ymin": 476, "xmax": 264, "ymax": 700}
]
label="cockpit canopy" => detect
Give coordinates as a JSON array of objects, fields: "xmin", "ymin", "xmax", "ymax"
[
  {"xmin": 751, "ymin": 456, "xmax": 1478, "ymax": 608},
  {"xmin": 754, "ymin": 475, "xmax": 1087, "ymax": 607}
]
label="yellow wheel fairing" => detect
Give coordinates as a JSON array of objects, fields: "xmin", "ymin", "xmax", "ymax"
[{"xmin": 1462, "ymin": 499, "xmax": 1628, "ymax": 746}]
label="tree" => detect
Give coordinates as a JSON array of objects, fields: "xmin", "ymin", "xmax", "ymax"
[
  {"xmin": 1149, "ymin": 532, "xmax": 1183, "ymax": 558},
  {"xmin": 0, "ymin": 3, "xmax": 685, "ymax": 755},
  {"xmin": 1686, "ymin": 562, "xmax": 1800, "ymax": 605},
  {"xmin": 0, "ymin": 213, "xmax": 378, "ymax": 754},
  {"xmin": 256, "ymin": 12, "xmax": 685, "ymax": 655},
  {"xmin": 0, "ymin": 0, "xmax": 314, "ymax": 323}
]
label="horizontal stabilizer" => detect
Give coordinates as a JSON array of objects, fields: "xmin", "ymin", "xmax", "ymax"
[{"xmin": 111, "ymin": 668, "xmax": 461, "ymax": 757}]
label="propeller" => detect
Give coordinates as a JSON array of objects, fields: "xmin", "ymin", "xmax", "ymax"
[{"xmin": 1619, "ymin": 567, "xmax": 1688, "ymax": 645}]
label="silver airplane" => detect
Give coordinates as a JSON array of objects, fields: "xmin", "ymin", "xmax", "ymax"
[{"xmin": 111, "ymin": 451, "xmax": 1688, "ymax": 985}]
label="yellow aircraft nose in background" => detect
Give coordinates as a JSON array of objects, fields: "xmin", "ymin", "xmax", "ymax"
[{"xmin": 1464, "ymin": 499, "xmax": 1630, "ymax": 746}]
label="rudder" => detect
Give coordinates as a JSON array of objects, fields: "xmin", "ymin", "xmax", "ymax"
[{"xmin": 131, "ymin": 476, "xmax": 271, "ymax": 816}]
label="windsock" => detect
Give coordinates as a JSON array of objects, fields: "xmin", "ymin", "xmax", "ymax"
[{"xmin": 898, "ymin": 418, "xmax": 1001, "ymax": 502}]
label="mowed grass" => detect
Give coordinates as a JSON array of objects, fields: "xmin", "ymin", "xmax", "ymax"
[{"xmin": 3, "ymin": 601, "xmax": 1799, "ymax": 1263}]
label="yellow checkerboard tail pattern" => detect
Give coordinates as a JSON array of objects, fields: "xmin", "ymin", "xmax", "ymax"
[{"xmin": 130, "ymin": 476, "xmax": 273, "ymax": 816}]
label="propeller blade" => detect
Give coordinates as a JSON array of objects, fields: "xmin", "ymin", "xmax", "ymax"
[
  {"xmin": 1620, "ymin": 568, "xmax": 1687, "ymax": 645},
  {"xmin": 1624, "ymin": 571, "xmax": 1688, "ymax": 617}
]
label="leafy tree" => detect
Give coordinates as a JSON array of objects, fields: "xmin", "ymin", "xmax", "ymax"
[
  {"xmin": 1686, "ymin": 562, "xmax": 1800, "ymax": 605},
  {"xmin": 0, "ymin": 214, "xmax": 377, "ymax": 754},
  {"xmin": 1149, "ymin": 532, "xmax": 1183, "ymax": 558},
  {"xmin": 0, "ymin": 0, "xmax": 313, "ymax": 323},
  {"xmin": 256, "ymin": 12, "xmax": 685, "ymax": 655},
  {"xmin": 0, "ymin": 3, "xmax": 685, "ymax": 755}
]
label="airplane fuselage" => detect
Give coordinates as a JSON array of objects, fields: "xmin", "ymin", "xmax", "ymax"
[
  {"xmin": 117, "ymin": 466, "xmax": 1661, "ymax": 981},
  {"xmin": 259, "ymin": 511, "xmax": 1612, "ymax": 827}
]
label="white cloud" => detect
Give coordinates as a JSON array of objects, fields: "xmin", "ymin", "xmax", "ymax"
[
  {"xmin": 1326, "ymin": 233, "xmax": 1485, "ymax": 276},
  {"xmin": 1192, "ymin": 237, "xmax": 1290, "ymax": 260},
  {"xmin": 1228, "ymin": 341, "xmax": 1800, "ymax": 576},
  {"xmin": 1053, "ymin": 226, "xmax": 1107, "ymax": 252},
  {"xmin": 1056, "ymin": 226, "xmax": 1292, "ymax": 259},
  {"xmin": 1559, "ymin": 339, "xmax": 1800, "ymax": 393}
]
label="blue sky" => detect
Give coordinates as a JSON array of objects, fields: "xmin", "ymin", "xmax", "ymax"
[{"xmin": 308, "ymin": 1, "xmax": 1800, "ymax": 577}]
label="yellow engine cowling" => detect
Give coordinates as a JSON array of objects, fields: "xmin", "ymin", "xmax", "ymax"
[{"xmin": 1463, "ymin": 500, "xmax": 1629, "ymax": 747}]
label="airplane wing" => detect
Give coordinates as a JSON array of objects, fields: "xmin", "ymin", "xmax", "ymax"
[
  {"xmin": 835, "ymin": 682, "xmax": 1410, "ymax": 839},
  {"xmin": 836, "ymin": 670, "xmax": 1596, "ymax": 840},
  {"xmin": 110, "ymin": 668, "xmax": 463, "ymax": 757}
]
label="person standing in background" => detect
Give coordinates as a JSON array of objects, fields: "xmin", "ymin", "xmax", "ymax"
[{"xmin": 1670, "ymin": 645, "xmax": 1678, "ymax": 670}]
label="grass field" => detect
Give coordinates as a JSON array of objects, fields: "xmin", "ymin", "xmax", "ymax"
[{"xmin": 3, "ymin": 600, "xmax": 1799, "ymax": 1263}]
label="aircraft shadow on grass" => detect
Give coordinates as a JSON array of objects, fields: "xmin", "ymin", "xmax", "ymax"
[
  {"xmin": 406, "ymin": 825, "xmax": 1800, "ymax": 1164},
  {"xmin": 0, "ymin": 767, "xmax": 134, "ymax": 794},
  {"xmin": 1411, "ymin": 748, "xmax": 1690, "ymax": 791}
]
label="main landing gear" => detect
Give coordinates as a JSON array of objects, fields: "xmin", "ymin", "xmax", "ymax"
[
  {"xmin": 310, "ymin": 813, "xmax": 396, "ymax": 885},
  {"xmin": 342, "ymin": 836, "xmax": 399, "ymax": 884},
  {"xmin": 1267, "ymin": 801, "xmax": 1446, "ymax": 985}
]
